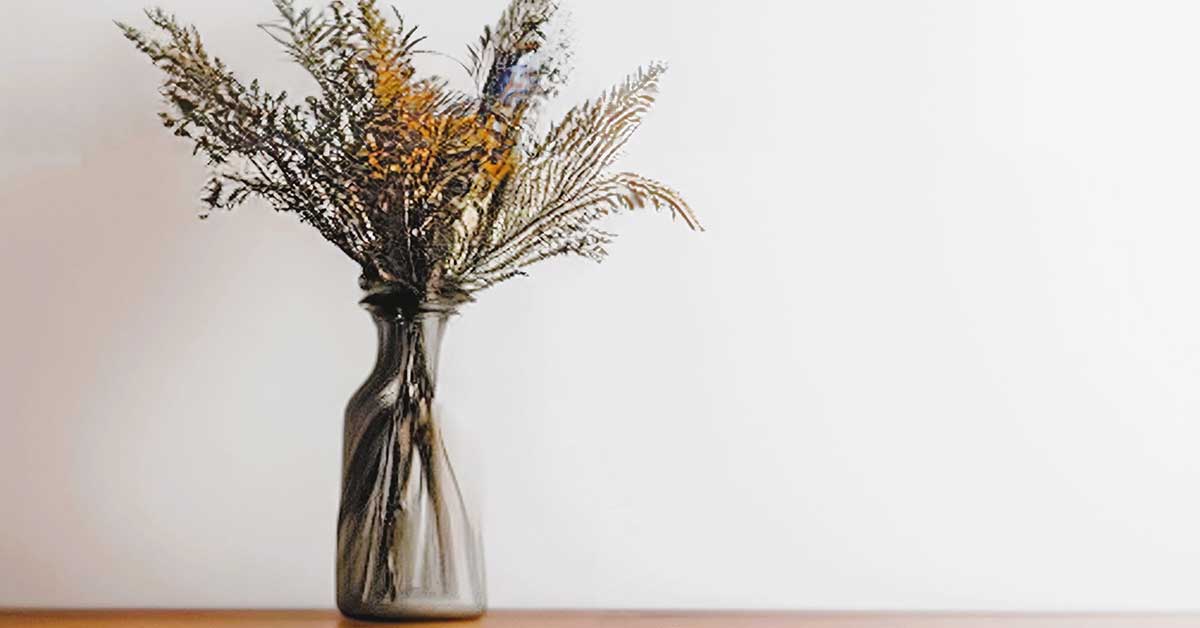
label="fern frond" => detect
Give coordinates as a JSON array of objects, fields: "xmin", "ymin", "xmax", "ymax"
[
  {"xmin": 522, "ymin": 63, "xmax": 664, "ymax": 211},
  {"xmin": 467, "ymin": 171, "xmax": 697, "ymax": 284},
  {"xmin": 467, "ymin": 63, "xmax": 675, "ymax": 275}
]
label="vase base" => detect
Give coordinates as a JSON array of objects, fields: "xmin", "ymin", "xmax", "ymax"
[{"xmin": 337, "ymin": 600, "xmax": 486, "ymax": 622}]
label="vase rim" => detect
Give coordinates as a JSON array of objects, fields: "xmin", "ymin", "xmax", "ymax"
[{"xmin": 358, "ymin": 282, "xmax": 464, "ymax": 318}]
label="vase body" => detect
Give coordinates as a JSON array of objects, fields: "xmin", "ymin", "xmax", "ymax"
[{"xmin": 337, "ymin": 295, "xmax": 485, "ymax": 620}]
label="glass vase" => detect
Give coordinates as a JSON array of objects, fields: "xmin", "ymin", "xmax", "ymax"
[{"xmin": 336, "ymin": 289, "xmax": 485, "ymax": 620}]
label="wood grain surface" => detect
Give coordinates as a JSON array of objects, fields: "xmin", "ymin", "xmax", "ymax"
[{"xmin": 1, "ymin": 611, "xmax": 1198, "ymax": 628}]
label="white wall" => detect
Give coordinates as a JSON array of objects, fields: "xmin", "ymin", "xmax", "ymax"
[{"xmin": 4, "ymin": 0, "xmax": 1200, "ymax": 611}]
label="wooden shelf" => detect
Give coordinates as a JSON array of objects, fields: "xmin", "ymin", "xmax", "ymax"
[{"xmin": 2, "ymin": 611, "xmax": 1198, "ymax": 627}]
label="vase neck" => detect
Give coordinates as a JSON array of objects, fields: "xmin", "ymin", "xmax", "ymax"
[
  {"xmin": 358, "ymin": 275, "xmax": 470, "ymax": 318},
  {"xmin": 366, "ymin": 307, "xmax": 450, "ymax": 394}
]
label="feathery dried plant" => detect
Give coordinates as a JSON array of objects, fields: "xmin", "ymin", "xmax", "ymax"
[{"xmin": 118, "ymin": 0, "xmax": 699, "ymax": 308}]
